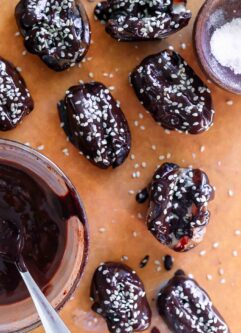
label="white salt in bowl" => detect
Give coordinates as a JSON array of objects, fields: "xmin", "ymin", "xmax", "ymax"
[{"xmin": 194, "ymin": 0, "xmax": 241, "ymax": 94}]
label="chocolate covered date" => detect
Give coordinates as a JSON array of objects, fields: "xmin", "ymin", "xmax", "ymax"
[
  {"xmin": 0, "ymin": 57, "xmax": 33, "ymax": 131},
  {"xmin": 131, "ymin": 50, "xmax": 214, "ymax": 134},
  {"xmin": 58, "ymin": 82, "xmax": 131, "ymax": 168},
  {"xmin": 157, "ymin": 271, "xmax": 230, "ymax": 333},
  {"xmin": 15, "ymin": 0, "xmax": 90, "ymax": 71},
  {"xmin": 90, "ymin": 262, "xmax": 151, "ymax": 333},
  {"xmin": 95, "ymin": 0, "xmax": 191, "ymax": 41},
  {"xmin": 147, "ymin": 163, "xmax": 214, "ymax": 252}
]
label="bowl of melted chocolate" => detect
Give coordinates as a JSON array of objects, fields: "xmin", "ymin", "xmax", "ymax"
[{"xmin": 0, "ymin": 139, "xmax": 88, "ymax": 333}]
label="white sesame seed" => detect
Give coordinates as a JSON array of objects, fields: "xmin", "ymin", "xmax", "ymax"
[
  {"xmin": 212, "ymin": 242, "xmax": 219, "ymax": 249},
  {"xmin": 207, "ymin": 274, "xmax": 213, "ymax": 281}
]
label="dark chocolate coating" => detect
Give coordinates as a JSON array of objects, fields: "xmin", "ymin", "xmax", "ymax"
[
  {"xmin": 58, "ymin": 82, "xmax": 131, "ymax": 169},
  {"xmin": 131, "ymin": 50, "xmax": 214, "ymax": 134},
  {"xmin": 0, "ymin": 57, "xmax": 33, "ymax": 131},
  {"xmin": 94, "ymin": 0, "xmax": 191, "ymax": 41},
  {"xmin": 0, "ymin": 163, "xmax": 80, "ymax": 305},
  {"xmin": 147, "ymin": 163, "xmax": 214, "ymax": 252},
  {"xmin": 157, "ymin": 271, "xmax": 230, "ymax": 333},
  {"xmin": 15, "ymin": 0, "xmax": 91, "ymax": 71},
  {"xmin": 90, "ymin": 262, "xmax": 151, "ymax": 333}
]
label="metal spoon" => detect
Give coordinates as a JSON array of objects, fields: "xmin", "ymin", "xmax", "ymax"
[{"xmin": 0, "ymin": 218, "xmax": 70, "ymax": 333}]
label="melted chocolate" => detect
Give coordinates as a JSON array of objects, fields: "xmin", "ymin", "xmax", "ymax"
[
  {"xmin": 0, "ymin": 57, "xmax": 34, "ymax": 131},
  {"xmin": 15, "ymin": 0, "xmax": 90, "ymax": 71},
  {"xmin": 147, "ymin": 163, "xmax": 214, "ymax": 252},
  {"xmin": 0, "ymin": 163, "xmax": 78, "ymax": 305},
  {"xmin": 58, "ymin": 82, "xmax": 131, "ymax": 169},
  {"xmin": 157, "ymin": 271, "xmax": 230, "ymax": 333},
  {"xmin": 90, "ymin": 262, "xmax": 151, "ymax": 333},
  {"xmin": 95, "ymin": 0, "xmax": 191, "ymax": 41},
  {"xmin": 0, "ymin": 219, "xmax": 23, "ymax": 264},
  {"xmin": 131, "ymin": 50, "xmax": 214, "ymax": 134}
]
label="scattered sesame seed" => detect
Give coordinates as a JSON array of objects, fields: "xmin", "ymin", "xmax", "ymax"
[
  {"xmin": 62, "ymin": 148, "xmax": 69, "ymax": 156},
  {"xmin": 37, "ymin": 145, "xmax": 45, "ymax": 151},
  {"xmin": 137, "ymin": 213, "xmax": 144, "ymax": 220},
  {"xmin": 207, "ymin": 274, "xmax": 213, "ymax": 281},
  {"xmin": 226, "ymin": 100, "xmax": 233, "ymax": 106},
  {"xmin": 130, "ymin": 154, "xmax": 135, "ymax": 160},
  {"xmin": 220, "ymin": 278, "xmax": 226, "ymax": 284},
  {"xmin": 212, "ymin": 242, "xmax": 219, "ymax": 249},
  {"xmin": 199, "ymin": 250, "xmax": 206, "ymax": 256},
  {"xmin": 128, "ymin": 190, "xmax": 135, "ymax": 195}
]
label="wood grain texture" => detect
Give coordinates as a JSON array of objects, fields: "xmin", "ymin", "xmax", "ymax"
[{"xmin": 0, "ymin": 1, "xmax": 240, "ymax": 332}]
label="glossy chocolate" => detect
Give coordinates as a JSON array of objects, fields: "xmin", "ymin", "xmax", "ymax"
[
  {"xmin": 0, "ymin": 219, "xmax": 23, "ymax": 264},
  {"xmin": 157, "ymin": 271, "xmax": 230, "ymax": 333},
  {"xmin": 0, "ymin": 57, "xmax": 33, "ymax": 131},
  {"xmin": 0, "ymin": 163, "xmax": 79, "ymax": 305},
  {"xmin": 15, "ymin": 0, "xmax": 90, "ymax": 71},
  {"xmin": 58, "ymin": 82, "xmax": 131, "ymax": 169},
  {"xmin": 90, "ymin": 262, "xmax": 151, "ymax": 333},
  {"xmin": 131, "ymin": 50, "xmax": 214, "ymax": 134},
  {"xmin": 147, "ymin": 163, "xmax": 214, "ymax": 252},
  {"xmin": 95, "ymin": 0, "xmax": 191, "ymax": 41}
]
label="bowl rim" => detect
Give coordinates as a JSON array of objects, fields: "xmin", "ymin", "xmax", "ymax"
[
  {"xmin": 194, "ymin": 0, "xmax": 241, "ymax": 95},
  {"xmin": 0, "ymin": 138, "xmax": 89, "ymax": 333}
]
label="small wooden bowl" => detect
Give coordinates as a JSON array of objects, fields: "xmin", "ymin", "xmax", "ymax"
[{"xmin": 194, "ymin": 0, "xmax": 241, "ymax": 95}]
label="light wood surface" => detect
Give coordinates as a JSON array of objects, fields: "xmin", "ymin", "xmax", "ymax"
[{"xmin": 0, "ymin": 1, "xmax": 240, "ymax": 332}]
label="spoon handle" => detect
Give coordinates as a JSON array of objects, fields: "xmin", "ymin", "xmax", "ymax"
[{"xmin": 20, "ymin": 270, "xmax": 71, "ymax": 333}]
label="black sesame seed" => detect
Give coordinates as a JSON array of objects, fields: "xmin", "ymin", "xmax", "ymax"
[
  {"xmin": 139, "ymin": 255, "xmax": 150, "ymax": 268},
  {"xmin": 136, "ymin": 188, "xmax": 149, "ymax": 204},
  {"xmin": 163, "ymin": 255, "xmax": 174, "ymax": 271}
]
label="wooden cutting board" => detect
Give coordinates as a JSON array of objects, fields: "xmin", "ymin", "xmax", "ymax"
[{"xmin": 0, "ymin": 1, "xmax": 240, "ymax": 332}]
